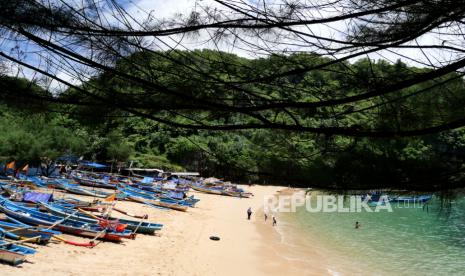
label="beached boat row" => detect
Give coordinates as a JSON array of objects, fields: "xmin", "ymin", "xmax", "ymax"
[
  {"xmin": 68, "ymin": 171, "xmax": 252, "ymax": 199},
  {"xmin": 0, "ymin": 169, "xmax": 251, "ymax": 266},
  {"xmin": 0, "ymin": 180, "xmax": 167, "ymax": 265},
  {"xmin": 190, "ymin": 177, "xmax": 253, "ymax": 198},
  {"xmin": 27, "ymin": 176, "xmax": 197, "ymax": 211}
]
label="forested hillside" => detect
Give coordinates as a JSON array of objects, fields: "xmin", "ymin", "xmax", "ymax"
[{"xmin": 3, "ymin": 50, "xmax": 465, "ymax": 190}]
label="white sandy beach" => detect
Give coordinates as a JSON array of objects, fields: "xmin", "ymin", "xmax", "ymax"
[{"xmin": 1, "ymin": 185, "xmax": 326, "ymax": 276}]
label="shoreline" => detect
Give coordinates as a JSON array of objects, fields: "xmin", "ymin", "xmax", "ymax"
[
  {"xmin": 2, "ymin": 184, "xmax": 326, "ymax": 275},
  {"xmin": 254, "ymin": 188, "xmax": 329, "ymax": 275}
]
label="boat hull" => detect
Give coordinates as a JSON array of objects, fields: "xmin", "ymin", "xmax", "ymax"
[
  {"xmin": 191, "ymin": 185, "xmax": 222, "ymax": 195},
  {"xmin": 0, "ymin": 201, "xmax": 131, "ymax": 242},
  {"xmin": 45, "ymin": 204, "xmax": 162, "ymax": 234},
  {"xmin": 65, "ymin": 187, "xmax": 109, "ymax": 198},
  {"xmin": 75, "ymin": 178, "xmax": 117, "ymax": 190},
  {"xmin": 0, "ymin": 239, "xmax": 36, "ymax": 266},
  {"xmin": 126, "ymin": 195, "xmax": 188, "ymax": 212},
  {"xmin": 0, "ymin": 249, "xmax": 26, "ymax": 265},
  {"xmin": 192, "ymin": 185, "xmax": 250, "ymax": 198}
]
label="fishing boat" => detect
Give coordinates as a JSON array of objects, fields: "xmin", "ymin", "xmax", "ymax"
[
  {"xmin": 74, "ymin": 177, "xmax": 117, "ymax": 190},
  {"xmin": 0, "ymin": 226, "xmax": 42, "ymax": 244},
  {"xmin": 56, "ymin": 182, "xmax": 112, "ymax": 198},
  {"xmin": 222, "ymin": 189, "xmax": 252, "ymax": 198},
  {"xmin": 119, "ymin": 188, "xmax": 188, "ymax": 212},
  {"xmin": 0, "ymin": 185, "xmax": 31, "ymax": 197},
  {"xmin": 145, "ymin": 188, "xmax": 199, "ymax": 205},
  {"xmin": 0, "ymin": 198, "xmax": 134, "ymax": 242},
  {"xmin": 0, "ymin": 219, "xmax": 56, "ymax": 245},
  {"xmin": 78, "ymin": 205, "xmax": 148, "ymax": 219},
  {"xmin": 100, "ymin": 217, "xmax": 160, "ymax": 234},
  {"xmin": 191, "ymin": 184, "xmax": 251, "ymax": 198},
  {"xmin": 121, "ymin": 185, "xmax": 197, "ymax": 207},
  {"xmin": 40, "ymin": 202, "xmax": 162, "ymax": 235},
  {"xmin": 135, "ymin": 184, "xmax": 190, "ymax": 196},
  {"xmin": 0, "ymin": 238, "xmax": 36, "ymax": 265},
  {"xmin": 390, "ymin": 195, "xmax": 432, "ymax": 203},
  {"xmin": 50, "ymin": 203, "xmax": 162, "ymax": 234},
  {"xmin": 191, "ymin": 184, "xmax": 223, "ymax": 195},
  {"xmin": 54, "ymin": 197, "xmax": 110, "ymax": 209},
  {"xmin": 26, "ymin": 176, "xmax": 49, "ymax": 188}
]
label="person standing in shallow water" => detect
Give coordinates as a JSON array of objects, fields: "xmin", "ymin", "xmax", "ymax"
[
  {"xmin": 355, "ymin": 221, "xmax": 361, "ymax": 229},
  {"xmin": 247, "ymin": 207, "xmax": 252, "ymax": 220}
]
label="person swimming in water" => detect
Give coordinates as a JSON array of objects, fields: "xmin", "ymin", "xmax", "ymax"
[{"xmin": 355, "ymin": 221, "xmax": 361, "ymax": 229}]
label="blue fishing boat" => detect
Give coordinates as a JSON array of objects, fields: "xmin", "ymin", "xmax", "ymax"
[
  {"xmin": 121, "ymin": 185, "xmax": 197, "ymax": 207},
  {"xmin": 0, "ymin": 238, "xmax": 36, "ymax": 265},
  {"xmin": 0, "ymin": 198, "xmax": 134, "ymax": 242},
  {"xmin": 74, "ymin": 177, "xmax": 117, "ymax": 190},
  {"xmin": 119, "ymin": 187, "xmax": 188, "ymax": 212},
  {"xmin": 54, "ymin": 182, "xmax": 112, "ymax": 198},
  {"xmin": 390, "ymin": 195, "xmax": 432, "ymax": 203},
  {"xmin": 363, "ymin": 193, "xmax": 432, "ymax": 207},
  {"xmin": 191, "ymin": 183, "xmax": 251, "ymax": 198},
  {"xmin": 39, "ymin": 202, "xmax": 163, "ymax": 234},
  {"xmin": 0, "ymin": 219, "xmax": 57, "ymax": 244}
]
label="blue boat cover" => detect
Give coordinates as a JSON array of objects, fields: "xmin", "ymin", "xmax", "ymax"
[
  {"xmin": 167, "ymin": 191, "xmax": 185, "ymax": 200},
  {"xmin": 141, "ymin": 177, "xmax": 154, "ymax": 184},
  {"xmin": 23, "ymin": 192, "xmax": 53, "ymax": 203},
  {"xmin": 28, "ymin": 176, "xmax": 42, "ymax": 186},
  {"xmin": 79, "ymin": 161, "xmax": 108, "ymax": 168}
]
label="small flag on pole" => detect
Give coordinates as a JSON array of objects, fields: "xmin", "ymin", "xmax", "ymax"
[
  {"xmin": 104, "ymin": 193, "xmax": 116, "ymax": 202},
  {"xmin": 6, "ymin": 161, "xmax": 15, "ymax": 169}
]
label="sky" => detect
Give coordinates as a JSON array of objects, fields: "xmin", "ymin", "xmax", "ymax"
[
  {"xmin": 2, "ymin": 0, "xmax": 463, "ymax": 91},
  {"xmin": 108, "ymin": 0, "xmax": 464, "ymax": 66}
]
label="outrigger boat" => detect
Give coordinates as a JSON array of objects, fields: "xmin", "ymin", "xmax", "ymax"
[
  {"xmin": 54, "ymin": 197, "xmax": 110, "ymax": 209},
  {"xmin": 390, "ymin": 195, "xmax": 432, "ymax": 203},
  {"xmin": 121, "ymin": 185, "xmax": 197, "ymax": 207},
  {"xmin": 0, "ymin": 218, "xmax": 57, "ymax": 245},
  {"xmin": 0, "ymin": 198, "xmax": 134, "ymax": 242},
  {"xmin": 0, "ymin": 238, "xmax": 36, "ymax": 265},
  {"xmin": 40, "ymin": 202, "xmax": 162, "ymax": 235},
  {"xmin": 191, "ymin": 184, "xmax": 251, "ymax": 198},
  {"xmin": 55, "ymin": 182, "xmax": 112, "ymax": 198},
  {"xmin": 53, "ymin": 197, "xmax": 149, "ymax": 219},
  {"xmin": 363, "ymin": 192, "xmax": 432, "ymax": 206},
  {"xmin": 0, "ymin": 226, "xmax": 42, "ymax": 244},
  {"xmin": 73, "ymin": 177, "xmax": 117, "ymax": 190},
  {"xmin": 119, "ymin": 188, "xmax": 188, "ymax": 212},
  {"xmin": 127, "ymin": 184, "xmax": 197, "ymax": 202},
  {"xmin": 191, "ymin": 184, "xmax": 223, "ymax": 195}
]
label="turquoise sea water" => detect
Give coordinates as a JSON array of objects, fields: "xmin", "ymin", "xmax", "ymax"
[{"xmin": 284, "ymin": 193, "xmax": 465, "ymax": 275}]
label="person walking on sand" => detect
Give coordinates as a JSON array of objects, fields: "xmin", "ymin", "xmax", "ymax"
[
  {"xmin": 272, "ymin": 216, "xmax": 277, "ymax": 226},
  {"xmin": 247, "ymin": 207, "xmax": 252, "ymax": 220},
  {"xmin": 264, "ymin": 213, "xmax": 268, "ymax": 222}
]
